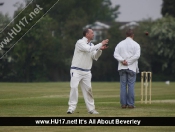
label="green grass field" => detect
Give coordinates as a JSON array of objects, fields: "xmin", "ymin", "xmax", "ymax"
[{"xmin": 0, "ymin": 82, "xmax": 175, "ymax": 132}]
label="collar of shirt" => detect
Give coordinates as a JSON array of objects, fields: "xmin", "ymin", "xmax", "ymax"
[
  {"xmin": 82, "ymin": 37, "xmax": 92, "ymax": 45},
  {"xmin": 126, "ymin": 37, "xmax": 133, "ymax": 40},
  {"xmin": 82, "ymin": 37, "xmax": 88, "ymax": 44}
]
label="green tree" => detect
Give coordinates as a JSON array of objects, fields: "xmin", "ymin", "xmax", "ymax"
[
  {"xmin": 11, "ymin": 15, "xmax": 61, "ymax": 82},
  {"xmin": 0, "ymin": 12, "xmax": 15, "ymax": 81},
  {"xmin": 150, "ymin": 16, "xmax": 175, "ymax": 74},
  {"xmin": 161, "ymin": 0, "xmax": 175, "ymax": 17},
  {"xmin": 48, "ymin": 0, "xmax": 120, "ymax": 23},
  {"xmin": 0, "ymin": 12, "xmax": 12, "ymax": 51}
]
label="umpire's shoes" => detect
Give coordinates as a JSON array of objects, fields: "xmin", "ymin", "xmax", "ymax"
[
  {"xmin": 67, "ymin": 109, "xmax": 73, "ymax": 114},
  {"xmin": 128, "ymin": 105, "xmax": 135, "ymax": 109},
  {"xmin": 89, "ymin": 110, "xmax": 99, "ymax": 114}
]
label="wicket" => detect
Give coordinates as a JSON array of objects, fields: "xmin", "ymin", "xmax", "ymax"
[{"xmin": 141, "ymin": 71, "xmax": 152, "ymax": 104}]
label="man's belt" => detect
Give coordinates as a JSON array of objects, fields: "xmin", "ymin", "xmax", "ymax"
[{"xmin": 71, "ymin": 67, "xmax": 90, "ymax": 72}]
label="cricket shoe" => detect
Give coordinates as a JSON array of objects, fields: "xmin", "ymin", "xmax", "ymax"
[
  {"xmin": 89, "ymin": 110, "xmax": 99, "ymax": 114},
  {"xmin": 67, "ymin": 109, "xmax": 73, "ymax": 114}
]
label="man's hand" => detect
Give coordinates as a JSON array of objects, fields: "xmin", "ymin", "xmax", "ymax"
[
  {"xmin": 101, "ymin": 39, "xmax": 109, "ymax": 45},
  {"xmin": 101, "ymin": 39, "xmax": 109, "ymax": 50},
  {"xmin": 122, "ymin": 60, "xmax": 128, "ymax": 66},
  {"xmin": 100, "ymin": 45, "xmax": 108, "ymax": 50}
]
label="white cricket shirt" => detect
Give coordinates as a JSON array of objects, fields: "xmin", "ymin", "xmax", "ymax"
[
  {"xmin": 71, "ymin": 37, "xmax": 102, "ymax": 70},
  {"xmin": 113, "ymin": 37, "xmax": 140, "ymax": 72}
]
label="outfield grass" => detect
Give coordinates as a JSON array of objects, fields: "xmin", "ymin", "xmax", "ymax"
[{"xmin": 0, "ymin": 82, "xmax": 175, "ymax": 132}]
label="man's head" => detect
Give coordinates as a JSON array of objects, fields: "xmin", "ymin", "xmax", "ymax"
[
  {"xmin": 83, "ymin": 28, "xmax": 94, "ymax": 41},
  {"xmin": 126, "ymin": 29, "xmax": 134, "ymax": 38}
]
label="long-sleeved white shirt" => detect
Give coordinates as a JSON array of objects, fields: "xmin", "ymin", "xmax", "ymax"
[
  {"xmin": 113, "ymin": 37, "xmax": 140, "ymax": 72},
  {"xmin": 71, "ymin": 37, "xmax": 102, "ymax": 70}
]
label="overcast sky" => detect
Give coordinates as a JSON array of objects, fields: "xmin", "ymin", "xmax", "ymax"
[
  {"xmin": 111, "ymin": 0, "xmax": 163, "ymax": 22},
  {"xmin": 0, "ymin": 0, "xmax": 163, "ymax": 22},
  {"xmin": 0, "ymin": 0, "xmax": 25, "ymax": 17}
]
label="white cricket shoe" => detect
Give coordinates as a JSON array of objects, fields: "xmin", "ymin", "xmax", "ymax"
[
  {"xmin": 89, "ymin": 110, "xmax": 99, "ymax": 114},
  {"xmin": 67, "ymin": 109, "xmax": 73, "ymax": 114}
]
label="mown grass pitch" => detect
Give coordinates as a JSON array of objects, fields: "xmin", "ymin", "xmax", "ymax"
[{"xmin": 0, "ymin": 82, "xmax": 175, "ymax": 132}]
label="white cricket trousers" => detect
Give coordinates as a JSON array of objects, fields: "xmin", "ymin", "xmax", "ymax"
[{"xmin": 68, "ymin": 69, "xmax": 95, "ymax": 112}]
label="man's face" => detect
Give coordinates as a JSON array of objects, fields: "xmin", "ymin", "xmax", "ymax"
[{"xmin": 86, "ymin": 29, "xmax": 94, "ymax": 40}]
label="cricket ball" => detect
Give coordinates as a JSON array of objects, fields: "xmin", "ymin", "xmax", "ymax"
[{"xmin": 145, "ymin": 32, "xmax": 149, "ymax": 36}]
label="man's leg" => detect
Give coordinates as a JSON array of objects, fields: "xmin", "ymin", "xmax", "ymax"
[
  {"xmin": 127, "ymin": 69, "xmax": 136, "ymax": 107},
  {"xmin": 80, "ymin": 72, "xmax": 97, "ymax": 113},
  {"xmin": 67, "ymin": 71, "xmax": 81, "ymax": 113},
  {"xmin": 119, "ymin": 70, "xmax": 128, "ymax": 108}
]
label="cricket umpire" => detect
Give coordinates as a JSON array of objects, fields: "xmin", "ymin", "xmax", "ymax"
[
  {"xmin": 67, "ymin": 28, "xmax": 109, "ymax": 114},
  {"xmin": 113, "ymin": 29, "xmax": 140, "ymax": 109}
]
